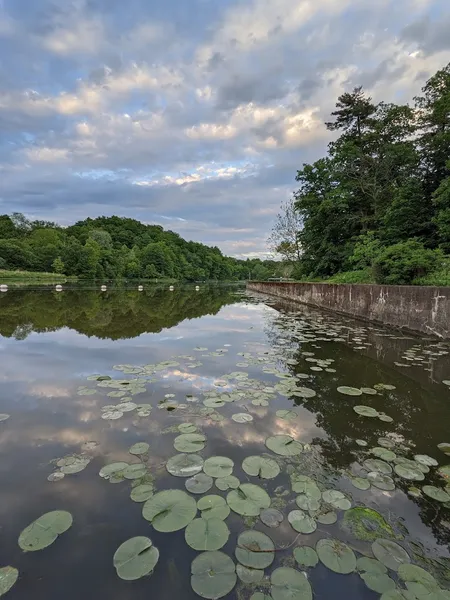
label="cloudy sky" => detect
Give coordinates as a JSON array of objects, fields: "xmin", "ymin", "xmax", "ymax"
[{"xmin": 0, "ymin": 0, "xmax": 449, "ymax": 257}]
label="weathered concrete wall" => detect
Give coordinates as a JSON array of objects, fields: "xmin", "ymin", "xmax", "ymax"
[{"xmin": 247, "ymin": 282, "xmax": 450, "ymax": 338}]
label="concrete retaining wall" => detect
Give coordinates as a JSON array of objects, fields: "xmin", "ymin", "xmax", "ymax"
[{"xmin": 247, "ymin": 282, "xmax": 450, "ymax": 338}]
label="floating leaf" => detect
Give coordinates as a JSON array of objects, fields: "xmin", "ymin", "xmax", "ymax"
[
  {"xmin": 363, "ymin": 459, "xmax": 392, "ymax": 474},
  {"xmin": 291, "ymin": 476, "xmax": 321, "ymax": 499},
  {"xmin": 338, "ymin": 386, "xmax": 362, "ymax": 396},
  {"xmin": 378, "ymin": 437, "xmax": 396, "ymax": 449},
  {"xmin": 437, "ymin": 443, "xmax": 450, "ymax": 456},
  {"xmin": 357, "ymin": 557, "xmax": 387, "ymax": 574},
  {"xmin": 270, "ymin": 567, "xmax": 312, "ymax": 600},
  {"xmin": 265, "ymin": 435, "xmax": 303, "ymax": 456},
  {"xmin": 378, "ymin": 413, "xmax": 394, "ymax": 423},
  {"xmin": 236, "ymin": 564, "xmax": 264, "ymax": 583},
  {"xmin": 322, "ymin": 490, "xmax": 351, "ymax": 510},
  {"xmin": 0, "ymin": 566, "xmax": 18, "ymax": 597},
  {"xmin": 204, "ymin": 457, "xmax": 234, "ymax": 478},
  {"xmin": 367, "ymin": 472, "xmax": 395, "ymax": 491},
  {"xmin": 232, "ymin": 413, "xmax": 253, "ymax": 423},
  {"xmin": 124, "ymin": 463, "xmax": 147, "ymax": 479},
  {"xmin": 422, "ymin": 485, "xmax": 450, "ymax": 502},
  {"xmin": 235, "ymin": 530, "xmax": 275, "ymax": 569},
  {"xmin": 60, "ymin": 456, "xmax": 90, "ymax": 475},
  {"xmin": 130, "ymin": 484, "xmax": 155, "ymax": 502},
  {"xmin": 350, "ymin": 476, "xmax": 370, "ymax": 491},
  {"xmin": 101, "ymin": 409, "xmax": 123, "ymax": 420},
  {"xmin": 215, "ymin": 476, "xmax": 240, "ymax": 491},
  {"xmin": 354, "ymin": 406, "xmax": 379, "ymax": 417},
  {"xmin": 295, "ymin": 387, "xmax": 316, "ymax": 398},
  {"xmin": 203, "ymin": 398, "xmax": 225, "ymax": 408},
  {"xmin": 314, "ymin": 508, "xmax": 337, "ymax": 525},
  {"xmin": 242, "ymin": 456, "xmax": 280, "ymax": 479},
  {"xmin": 250, "ymin": 594, "xmax": 272, "ymax": 600},
  {"xmin": 18, "ymin": 510, "xmax": 73, "ymax": 551},
  {"xmin": 142, "ymin": 489, "xmax": 197, "ymax": 532},
  {"xmin": 361, "ymin": 387, "xmax": 378, "ymax": 395},
  {"xmin": 48, "ymin": 472, "xmax": 65, "ymax": 482},
  {"xmin": 99, "ymin": 462, "xmax": 128, "ymax": 480},
  {"xmin": 372, "ymin": 539, "xmax": 410, "ymax": 572},
  {"xmin": 191, "ymin": 551, "xmax": 236, "ymax": 600},
  {"xmin": 186, "ymin": 473, "xmax": 213, "ymax": 494},
  {"xmin": 174, "ymin": 433, "xmax": 206, "ymax": 453},
  {"xmin": 166, "ymin": 454, "xmax": 204, "ymax": 477},
  {"xmin": 356, "ymin": 439, "xmax": 368, "ymax": 447},
  {"xmin": 227, "ymin": 484, "xmax": 270, "ymax": 516},
  {"xmin": 293, "ymin": 546, "xmax": 318, "ymax": 568},
  {"xmin": 288, "ymin": 510, "xmax": 316, "ymax": 534},
  {"xmin": 198, "ymin": 495, "xmax": 230, "ymax": 521},
  {"xmin": 438, "ymin": 464, "xmax": 450, "ymax": 480},
  {"xmin": 361, "ymin": 572, "xmax": 396, "ymax": 593},
  {"xmin": 414, "ymin": 455, "xmax": 438, "ymax": 467},
  {"xmin": 276, "ymin": 410, "xmax": 297, "ymax": 421},
  {"xmin": 371, "ymin": 448, "xmax": 396, "ymax": 461},
  {"xmin": 178, "ymin": 423, "xmax": 197, "ymax": 434},
  {"xmin": 260, "ymin": 508, "xmax": 284, "ymax": 528},
  {"xmin": 129, "ymin": 442, "xmax": 149, "ymax": 455},
  {"xmin": 185, "ymin": 518, "xmax": 230, "ymax": 551},
  {"xmin": 316, "ymin": 539, "xmax": 356, "ymax": 574},
  {"xmin": 394, "ymin": 463, "xmax": 425, "ymax": 481},
  {"xmin": 113, "ymin": 536, "xmax": 159, "ymax": 580},
  {"xmin": 296, "ymin": 494, "xmax": 320, "ymax": 512}
]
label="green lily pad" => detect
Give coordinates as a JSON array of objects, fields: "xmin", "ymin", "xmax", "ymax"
[
  {"xmin": 242, "ymin": 456, "xmax": 280, "ymax": 479},
  {"xmin": 314, "ymin": 508, "xmax": 337, "ymax": 525},
  {"xmin": 361, "ymin": 387, "xmax": 378, "ymax": 395},
  {"xmin": 276, "ymin": 410, "xmax": 298, "ymax": 421},
  {"xmin": 18, "ymin": 510, "xmax": 73, "ymax": 551},
  {"xmin": 295, "ymin": 387, "xmax": 316, "ymax": 398},
  {"xmin": 185, "ymin": 518, "xmax": 230, "ymax": 551},
  {"xmin": 101, "ymin": 409, "xmax": 124, "ymax": 420},
  {"xmin": 316, "ymin": 539, "xmax": 356, "ymax": 574},
  {"xmin": 378, "ymin": 413, "xmax": 394, "ymax": 423},
  {"xmin": 363, "ymin": 459, "xmax": 392, "ymax": 474},
  {"xmin": 265, "ymin": 435, "xmax": 303, "ymax": 456},
  {"xmin": 130, "ymin": 484, "xmax": 155, "ymax": 502},
  {"xmin": 295, "ymin": 494, "xmax": 320, "ymax": 511},
  {"xmin": 293, "ymin": 546, "xmax": 318, "ymax": 568},
  {"xmin": 357, "ymin": 557, "xmax": 387, "ymax": 574},
  {"xmin": 123, "ymin": 463, "xmax": 147, "ymax": 479},
  {"xmin": 341, "ymin": 507, "xmax": 394, "ymax": 541},
  {"xmin": 394, "ymin": 463, "xmax": 425, "ymax": 481},
  {"xmin": 0, "ymin": 566, "xmax": 18, "ymax": 597},
  {"xmin": 60, "ymin": 457, "xmax": 90, "ymax": 474},
  {"xmin": 354, "ymin": 406, "xmax": 379, "ymax": 417},
  {"xmin": 235, "ymin": 530, "xmax": 275, "ymax": 569},
  {"xmin": 197, "ymin": 496, "xmax": 230, "ymax": 521},
  {"xmin": 203, "ymin": 398, "xmax": 225, "ymax": 408},
  {"xmin": 236, "ymin": 564, "xmax": 264, "ymax": 583},
  {"xmin": 99, "ymin": 462, "xmax": 128, "ymax": 480},
  {"xmin": 270, "ymin": 567, "xmax": 312, "ymax": 600},
  {"xmin": 186, "ymin": 473, "xmax": 214, "ymax": 494},
  {"xmin": 361, "ymin": 572, "xmax": 396, "ymax": 593},
  {"xmin": 113, "ymin": 536, "xmax": 159, "ymax": 580},
  {"xmin": 367, "ymin": 472, "xmax": 395, "ymax": 491},
  {"xmin": 322, "ymin": 490, "xmax": 351, "ymax": 510},
  {"xmin": 232, "ymin": 413, "xmax": 253, "ymax": 423},
  {"xmin": 356, "ymin": 439, "xmax": 368, "ymax": 447},
  {"xmin": 260, "ymin": 508, "xmax": 284, "ymax": 528},
  {"xmin": 372, "ymin": 539, "xmax": 410, "ymax": 572},
  {"xmin": 338, "ymin": 386, "xmax": 362, "ymax": 396},
  {"xmin": 191, "ymin": 551, "xmax": 236, "ymax": 599},
  {"xmin": 215, "ymin": 476, "xmax": 240, "ymax": 491},
  {"xmin": 374, "ymin": 384, "xmax": 396, "ymax": 391},
  {"xmin": 398, "ymin": 563, "xmax": 437, "ymax": 586},
  {"xmin": 227, "ymin": 484, "xmax": 270, "ymax": 516},
  {"xmin": 291, "ymin": 476, "xmax": 321, "ymax": 499},
  {"xmin": 142, "ymin": 489, "xmax": 197, "ymax": 532},
  {"xmin": 178, "ymin": 423, "xmax": 198, "ymax": 434},
  {"xmin": 166, "ymin": 454, "xmax": 204, "ymax": 477},
  {"xmin": 438, "ymin": 464, "xmax": 450, "ymax": 480},
  {"xmin": 288, "ymin": 510, "xmax": 317, "ymax": 534},
  {"xmin": 437, "ymin": 443, "xmax": 450, "ymax": 456},
  {"xmin": 414, "ymin": 454, "xmax": 438, "ymax": 467},
  {"xmin": 129, "ymin": 442, "xmax": 149, "ymax": 455},
  {"xmin": 422, "ymin": 485, "xmax": 450, "ymax": 502},
  {"xmin": 371, "ymin": 448, "xmax": 396, "ymax": 461},
  {"xmin": 174, "ymin": 433, "xmax": 207, "ymax": 453},
  {"xmin": 203, "ymin": 457, "xmax": 234, "ymax": 478},
  {"xmin": 350, "ymin": 476, "xmax": 370, "ymax": 490}
]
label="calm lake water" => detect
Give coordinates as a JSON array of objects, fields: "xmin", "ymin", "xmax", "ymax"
[{"xmin": 0, "ymin": 284, "xmax": 449, "ymax": 600}]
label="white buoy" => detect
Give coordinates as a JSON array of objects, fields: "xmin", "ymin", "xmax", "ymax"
[
  {"xmin": 0, "ymin": 284, "xmax": 7, "ymax": 292},
  {"xmin": 101, "ymin": 285, "xmax": 107, "ymax": 291},
  {"xmin": 195, "ymin": 285, "xmax": 200, "ymax": 291},
  {"xmin": 169, "ymin": 285, "xmax": 174, "ymax": 291},
  {"xmin": 138, "ymin": 285, "xmax": 143, "ymax": 291},
  {"xmin": 55, "ymin": 284, "xmax": 63, "ymax": 291}
]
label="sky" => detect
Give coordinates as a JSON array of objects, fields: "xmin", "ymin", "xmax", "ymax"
[{"xmin": 0, "ymin": 0, "xmax": 449, "ymax": 258}]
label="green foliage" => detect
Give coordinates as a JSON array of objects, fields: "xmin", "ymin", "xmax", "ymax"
[
  {"xmin": 52, "ymin": 257, "xmax": 65, "ymax": 274},
  {"xmin": 349, "ymin": 232, "xmax": 383, "ymax": 269},
  {"xmin": 326, "ymin": 269, "xmax": 374, "ymax": 284},
  {"xmin": 373, "ymin": 240, "xmax": 442, "ymax": 285}
]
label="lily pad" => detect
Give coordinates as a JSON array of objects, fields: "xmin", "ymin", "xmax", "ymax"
[
  {"xmin": 322, "ymin": 490, "xmax": 351, "ymax": 510},
  {"xmin": 198, "ymin": 495, "xmax": 230, "ymax": 521},
  {"xmin": 174, "ymin": 433, "xmax": 207, "ymax": 453},
  {"xmin": 271, "ymin": 567, "xmax": 312, "ymax": 600},
  {"xmin": 363, "ymin": 459, "xmax": 392, "ymax": 474},
  {"xmin": 357, "ymin": 557, "xmax": 387, "ymax": 574},
  {"xmin": 414, "ymin": 455, "xmax": 438, "ymax": 467},
  {"xmin": 166, "ymin": 454, "xmax": 204, "ymax": 477},
  {"xmin": 361, "ymin": 572, "xmax": 396, "ymax": 593},
  {"xmin": 341, "ymin": 507, "xmax": 394, "ymax": 541},
  {"xmin": 250, "ymin": 594, "xmax": 273, "ymax": 600},
  {"xmin": 293, "ymin": 546, "xmax": 318, "ymax": 568},
  {"xmin": 236, "ymin": 564, "xmax": 264, "ymax": 584},
  {"xmin": 99, "ymin": 462, "xmax": 128, "ymax": 480},
  {"xmin": 291, "ymin": 476, "xmax": 321, "ymax": 499},
  {"xmin": 315, "ymin": 508, "xmax": 337, "ymax": 525},
  {"xmin": 372, "ymin": 539, "xmax": 410, "ymax": 572},
  {"xmin": 372, "ymin": 448, "xmax": 396, "ymax": 461},
  {"xmin": 296, "ymin": 494, "xmax": 320, "ymax": 512},
  {"xmin": 242, "ymin": 456, "xmax": 280, "ymax": 479},
  {"xmin": 422, "ymin": 485, "xmax": 450, "ymax": 502},
  {"xmin": 354, "ymin": 406, "xmax": 379, "ymax": 417},
  {"xmin": 288, "ymin": 510, "xmax": 316, "ymax": 534},
  {"xmin": 338, "ymin": 386, "xmax": 362, "ymax": 396},
  {"xmin": 350, "ymin": 476, "xmax": 370, "ymax": 491},
  {"xmin": 142, "ymin": 489, "xmax": 197, "ymax": 532},
  {"xmin": 295, "ymin": 387, "xmax": 316, "ymax": 398},
  {"xmin": 215, "ymin": 476, "xmax": 240, "ymax": 491},
  {"xmin": 185, "ymin": 518, "xmax": 230, "ymax": 551},
  {"xmin": 191, "ymin": 551, "xmax": 236, "ymax": 600},
  {"xmin": 130, "ymin": 484, "xmax": 155, "ymax": 502},
  {"xmin": 129, "ymin": 442, "xmax": 149, "ymax": 455},
  {"xmin": 18, "ymin": 510, "xmax": 73, "ymax": 551},
  {"xmin": 186, "ymin": 473, "xmax": 214, "ymax": 494},
  {"xmin": 265, "ymin": 435, "xmax": 303, "ymax": 456},
  {"xmin": 0, "ymin": 566, "xmax": 18, "ymax": 597},
  {"xmin": 227, "ymin": 484, "xmax": 270, "ymax": 516},
  {"xmin": 316, "ymin": 539, "xmax": 356, "ymax": 574},
  {"xmin": 178, "ymin": 423, "xmax": 198, "ymax": 434},
  {"xmin": 260, "ymin": 508, "xmax": 284, "ymax": 528},
  {"xmin": 113, "ymin": 536, "xmax": 159, "ymax": 580},
  {"xmin": 232, "ymin": 413, "xmax": 253, "ymax": 423},
  {"xmin": 235, "ymin": 530, "xmax": 275, "ymax": 569},
  {"xmin": 361, "ymin": 387, "xmax": 378, "ymax": 395},
  {"xmin": 356, "ymin": 439, "xmax": 368, "ymax": 447},
  {"xmin": 437, "ymin": 443, "xmax": 450, "ymax": 456},
  {"xmin": 203, "ymin": 457, "xmax": 234, "ymax": 478},
  {"xmin": 123, "ymin": 463, "xmax": 147, "ymax": 479},
  {"xmin": 438, "ymin": 464, "xmax": 450, "ymax": 480},
  {"xmin": 276, "ymin": 410, "xmax": 298, "ymax": 421},
  {"xmin": 367, "ymin": 472, "xmax": 395, "ymax": 491},
  {"xmin": 394, "ymin": 463, "xmax": 425, "ymax": 481}
]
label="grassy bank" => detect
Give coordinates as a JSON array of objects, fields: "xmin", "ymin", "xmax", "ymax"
[{"xmin": 0, "ymin": 270, "xmax": 75, "ymax": 284}]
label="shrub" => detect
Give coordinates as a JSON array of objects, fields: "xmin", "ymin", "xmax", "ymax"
[{"xmin": 372, "ymin": 240, "xmax": 442, "ymax": 285}]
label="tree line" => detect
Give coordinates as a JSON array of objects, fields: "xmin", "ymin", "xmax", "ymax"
[
  {"xmin": 0, "ymin": 214, "xmax": 277, "ymax": 281},
  {"xmin": 270, "ymin": 62, "xmax": 450, "ymax": 285}
]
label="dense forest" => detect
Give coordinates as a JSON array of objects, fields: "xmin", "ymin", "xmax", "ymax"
[
  {"xmin": 271, "ymin": 62, "xmax": 450, "ymax": 285},
  {"xmin": 0, "ymin": 214, "xmax": 277, "ymax": 281}
]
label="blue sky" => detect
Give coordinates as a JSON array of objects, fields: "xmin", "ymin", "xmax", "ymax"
[{"xmin": 0, "ymin": 0, "xmax": 449, "ymax": 257}]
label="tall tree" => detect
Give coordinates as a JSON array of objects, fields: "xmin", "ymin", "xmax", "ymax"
[{"xmin": 267, "ymin": 197, "xmax": 303, "ymax": 262}]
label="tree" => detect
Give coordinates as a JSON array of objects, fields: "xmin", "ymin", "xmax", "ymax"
[
  {"xmin": 267, "ymin": 197, "xmax": 303, "ymax": 262},
  {"xmin": 52, "ymin": 257, "xmax": 65, "ymax": 274}
]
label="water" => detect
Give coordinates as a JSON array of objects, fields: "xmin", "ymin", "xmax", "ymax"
[{"xmin": 0, "ymin": 284, "xmax": 449, "ymax": 600}]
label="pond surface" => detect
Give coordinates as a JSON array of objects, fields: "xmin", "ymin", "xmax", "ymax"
[{"xmin": 0, "ymin": 284, "xmax": 449, "ymax": 600}]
